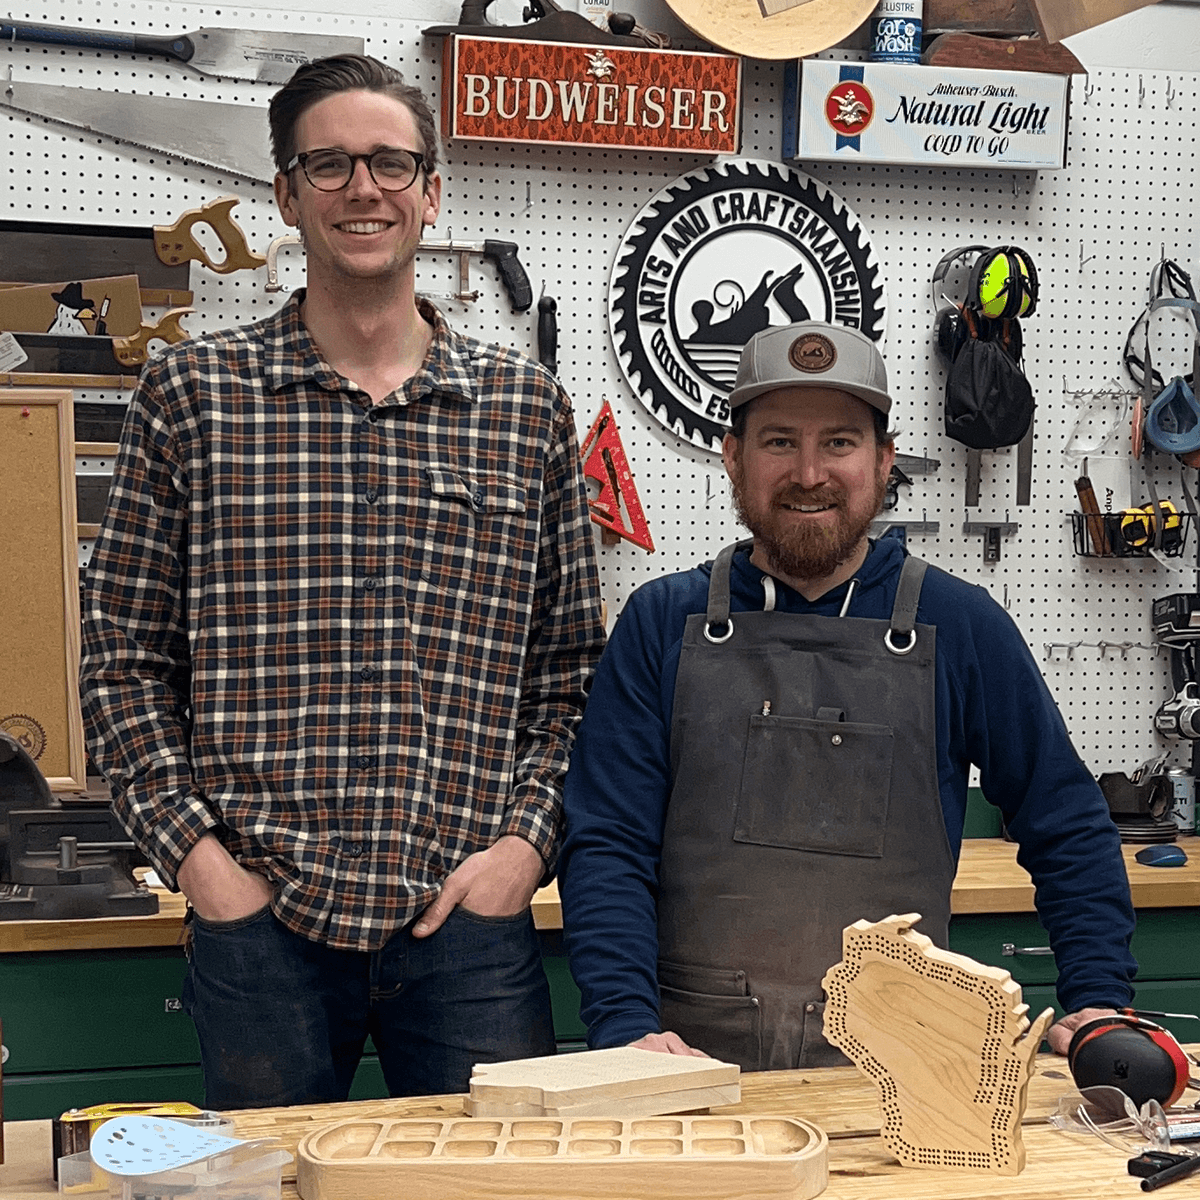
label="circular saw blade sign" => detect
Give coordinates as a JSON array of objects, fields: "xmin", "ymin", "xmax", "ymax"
[{"xmin": 609, "ymin": 159, "xmax": 886, "ymax": 454}]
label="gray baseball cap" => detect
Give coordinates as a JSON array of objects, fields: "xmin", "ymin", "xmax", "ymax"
[{"xmin": 728, "ymin": 321, "xmax": 891, "ymax": 415}]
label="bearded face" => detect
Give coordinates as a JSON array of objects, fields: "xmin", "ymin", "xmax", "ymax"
[{"xmin": 722, "ymin": 388, "xmax": 894, "ymax": 590}]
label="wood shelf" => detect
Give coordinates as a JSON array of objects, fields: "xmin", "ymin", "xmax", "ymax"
[{"xmin": 2, "ymin": 840, "xmax": 1195, "ymax": 954}]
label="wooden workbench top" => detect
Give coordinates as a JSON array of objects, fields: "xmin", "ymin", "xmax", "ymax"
[
  {"xmin": 1, "ymin": 839, "xmax": 1197, "ymax": 953},
  {"xmin": 2, "ymin": 1051, "xmax": 1196, "ymax": 1199}
]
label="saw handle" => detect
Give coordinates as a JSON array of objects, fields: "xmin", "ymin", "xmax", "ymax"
[
  {"xmin": 112, "ymin": 308, "xmax": 194, "ymax": 367},
  {"xmin": 155, "ymin": 197, "xmax": 267, "ymax": 276},
  {"xmin": 482, "ymin": 240, "xmax": 532, "ymax": 312},
  {"xmin": 0, "ymin": 20, "xmax": 196, "ymax": 65},
  {"xmin": 457, "ymin": 0, "xmax": 493, "ymax": 23}
]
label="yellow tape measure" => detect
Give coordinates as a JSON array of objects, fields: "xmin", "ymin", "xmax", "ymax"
[{"xmin": 1119, "ymin": 501, "xmax": 1182, "ymax": 548}]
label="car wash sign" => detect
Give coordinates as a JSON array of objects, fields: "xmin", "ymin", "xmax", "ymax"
[
  {"xmin": 441, "ymin": 35, "xmax": 741, "ymax": 154},
  {"xmin": 610, "ymin": 159, "xmax": 886, "ymax": 453},
  {"xmin": 785, "ymin": 60, "xmax": 1069, "ymax": 169}
]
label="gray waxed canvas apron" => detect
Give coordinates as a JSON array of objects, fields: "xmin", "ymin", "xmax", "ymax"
[{"xmin": 657, "ymin": 541, "xmax": 955, "ymax": 1070}]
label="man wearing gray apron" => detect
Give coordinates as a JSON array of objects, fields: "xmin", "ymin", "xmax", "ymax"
[{"xmin": 560, "ymin": 321, "xmax": 1137, "ymax": 1071}]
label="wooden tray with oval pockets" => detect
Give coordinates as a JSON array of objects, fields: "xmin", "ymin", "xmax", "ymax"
[{"xmin": 296, "ymin": 1114, "xmax": 828, "ymax": 1200}]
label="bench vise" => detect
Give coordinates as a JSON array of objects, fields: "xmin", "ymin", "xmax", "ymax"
[{"xmin": 0, "ymin": 731, "xmax": 157, "ymax": 921}]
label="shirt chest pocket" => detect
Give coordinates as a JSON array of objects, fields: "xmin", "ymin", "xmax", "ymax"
[{"xmin": 419, "ymin": 466, "xmax": 529, "ymax": 598}]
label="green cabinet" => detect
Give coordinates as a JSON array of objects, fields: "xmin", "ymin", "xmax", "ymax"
[
  {"xmin": 950, "ymin": 907, "xmax": 1200, "ymax": 1043},
  {"xmin": 0, "ymin": 931, "xmax": 587, "ymax": 1120}
]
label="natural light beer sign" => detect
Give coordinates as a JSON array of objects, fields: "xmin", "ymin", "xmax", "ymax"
[{"xmin": 440, "ymin": 35, "xmax": 742, "ymax": 154}]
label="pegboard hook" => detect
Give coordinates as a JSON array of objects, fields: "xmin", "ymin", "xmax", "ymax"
[
  {"xmin": 1043, "ymin": 641, "xmax": 1080, "ymax": 662},
  {"xmin": 1165, "ymin": 79, "xmax": 1176, "ymax": 110},
  {"xmin": 1138, "ymin": 75, "xmax": 1145, "ymax": 107},
  {"xmin": 1079, "ymin": 243, "xmax": 1095, "ymax": 271},
  {"xmin": 1082, "ymin": 77, "xmax": 1095, "ymax": 105}
]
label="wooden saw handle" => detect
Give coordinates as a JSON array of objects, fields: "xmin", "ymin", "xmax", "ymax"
[
  {"xmin": 154, "ymin": 196, "xmax": 266, "ymax": 276},
  {"xmin": 112, "ymin": 308, "xmax": 194, "ymax": 367}
]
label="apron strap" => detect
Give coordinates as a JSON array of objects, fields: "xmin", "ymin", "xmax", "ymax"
[
  {"xmin": 707, "ymin": 543, "xmax": 929, "ymax": 652},
  {"xmin": 704, "ymin": 541, "xmax": 752, "ymax": 642},
  {"xmin": 885, "ymin": 555, "xmax": 928, "ymax": 656}
]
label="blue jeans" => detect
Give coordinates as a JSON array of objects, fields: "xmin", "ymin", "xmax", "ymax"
[{"xmin": 181, "ymin": 904, "xmax": 556, "ymax": 1109}]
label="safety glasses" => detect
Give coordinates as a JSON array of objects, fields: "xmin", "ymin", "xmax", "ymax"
[{"xmin": 1050, "ymin": 1086, "xmax": 1171, "ymax": 1154}]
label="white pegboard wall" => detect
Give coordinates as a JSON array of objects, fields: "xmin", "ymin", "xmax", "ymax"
[{"xmin": 3, "ymin": 1, "xmax": 1199, "ymax": 778}]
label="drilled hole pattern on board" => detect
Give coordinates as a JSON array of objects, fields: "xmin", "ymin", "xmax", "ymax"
[{"xmin": 822, "ymin": 918, "xmax": 1051, "ymax": 1173}]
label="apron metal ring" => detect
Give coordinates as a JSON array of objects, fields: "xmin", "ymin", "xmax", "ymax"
[
  {"xmin": 704, "ymin": 618, "xmax": 735, "ymax": 644},
  {"xmin": 884, "ymin": 627, "xmax": 917, "ymax": 656}
]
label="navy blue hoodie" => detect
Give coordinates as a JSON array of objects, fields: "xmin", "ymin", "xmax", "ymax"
[{"xmin": 559, "ymin": 537, "xmax": 1137, "ymax": 1050}]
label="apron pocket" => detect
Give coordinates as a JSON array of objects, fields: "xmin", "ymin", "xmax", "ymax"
[
  {"xmin": 733, "ymin": 713, "xmax": 895, "ymax": 857},
  {"xmin": 658, "ymin": 959, "xmax": 762, "ymax": 1069},
  {"xmin": 797, "ymin": 999, "xmax": 850, "ymax": 1069}
]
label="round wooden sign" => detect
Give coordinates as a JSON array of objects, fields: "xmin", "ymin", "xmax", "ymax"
[{"xmin": 663, "ymin": 0, "xmax": 877, "ymax": 61}]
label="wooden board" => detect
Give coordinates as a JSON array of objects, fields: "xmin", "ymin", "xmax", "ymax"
[
  {"xmin": 662, "ymin": 0, "xmax": 876, "ymax": 61},
  {"xmin": 10, "ymin": 1061, "xmax": 1200, "ymax": 1200},
  {"xmin": 2, "ymin": 840, "xmax": 1198, "ymax": 954},
  {"xmin": 466, "ymin": 1047, "xmax": 741, "ymax": 1118},
  {"xmin": 0, "ymin": 389, "xmax": 86, "ymax": 789},
  {"xmin": 0, "ymin": 276, "xmax": 143, "ymax": 337},
  {"xmin": 296, "ymin": 1115, "xmax": 827, "ymax": 1200},
  {"xmin": 924, "ymin": 0, "xmax": 1038, "ymax": 34},
  {"xmin": 921, "ymin": 32, "xmax": 1086, "ymax": 73},
  {"xmin": 1027, "ymin": 0, "xmax": 1160, "ymax": 43},
  {"xmin": 821, "ymin": 914, "xmax": 1055, "ymax": 1175},
  {"xmin": 0, "ymin": 282, "xmax": 194, "ymax": 309}
]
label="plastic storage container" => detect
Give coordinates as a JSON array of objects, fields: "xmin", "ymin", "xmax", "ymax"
[{"xmin": 58, "ymin": 1144, "xmax": 291, "ymax": 1199}]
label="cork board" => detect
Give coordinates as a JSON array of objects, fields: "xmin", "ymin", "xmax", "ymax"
[{"xmin": 0, "ymin": 388, "xmax": 85, "ymax": 789}]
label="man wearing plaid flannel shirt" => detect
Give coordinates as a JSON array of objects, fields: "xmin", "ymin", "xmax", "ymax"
[{"xmin": 80, "ymin": 56, "xmax": 605, "ymax": 1108}]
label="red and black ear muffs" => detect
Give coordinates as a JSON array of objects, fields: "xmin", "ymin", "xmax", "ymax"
[{"xmin": 1068, "ymin": 1013, "xmax": 1191, "ymax": 1109}]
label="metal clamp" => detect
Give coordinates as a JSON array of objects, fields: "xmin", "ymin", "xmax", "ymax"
[{"xmin": 265, "ymin": 232, "xmax": 303, "ymax": 292}]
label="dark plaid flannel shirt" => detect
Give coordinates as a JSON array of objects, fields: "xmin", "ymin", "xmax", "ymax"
[{"xmin": 80, "ymin": 294, "xmax": 605, "ymax": 950}]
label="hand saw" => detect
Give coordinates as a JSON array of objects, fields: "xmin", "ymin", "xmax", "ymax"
[
  {"xmin": 0, "ymin": 196, "xmax": 262, "ymax": 297},
  {"xmin": 1, "ymin": 80, "xmax": 274, "ymax": 185},
  {"xmin": 0, "ymin": 19, "xmax": 362, "ymax": 85}
]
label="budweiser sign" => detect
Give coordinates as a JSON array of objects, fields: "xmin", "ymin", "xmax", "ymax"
[{"xmin": 440, "ymin": 35, "xmax": 742, "ymax": 155}]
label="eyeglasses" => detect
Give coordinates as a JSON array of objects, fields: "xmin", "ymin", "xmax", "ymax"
[
  {"xmin": 1049, "ymin": 1086, "xmax": 1171, "ymax": 1154},
  {"xmin": 284, "ymin": 147, "xmax": 426, "ymax": 193}
]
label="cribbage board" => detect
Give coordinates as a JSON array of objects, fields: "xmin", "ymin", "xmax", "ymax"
[{"xmin": 296, "ymin": 1115, "xmax": 829, "ymax": 1200}]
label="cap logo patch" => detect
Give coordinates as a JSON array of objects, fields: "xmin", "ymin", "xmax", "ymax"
[{"xmin": 790, "ymin": 333, "xmax": 837, "ymax": 374}]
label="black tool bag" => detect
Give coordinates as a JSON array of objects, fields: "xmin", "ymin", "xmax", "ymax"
[{"xmin": 944, "ymin": 308, "xmax": 1035, "ymax": 450}]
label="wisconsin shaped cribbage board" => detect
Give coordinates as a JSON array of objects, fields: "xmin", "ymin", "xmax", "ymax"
[
  {"xmin": 821, "ymin": 913, "xmax": 1056, "ymax": 1175},
  {"xmin": 296, "ymin": 1115, "xmax": 828, "ymax": 1200}
]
